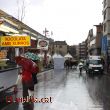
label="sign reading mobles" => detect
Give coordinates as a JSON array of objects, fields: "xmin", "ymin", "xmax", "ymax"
[
  {"xmin": 0, "ymin": 36, "xmax": 31, "ymax": 47},
  {"xmin": 37, "ymin": 39, "xmax": 49, "ymax": 50}
]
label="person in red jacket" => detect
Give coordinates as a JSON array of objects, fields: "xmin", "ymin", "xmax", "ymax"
[{"xmin": 15, "ymin": 56, "xmax": 36, "ymax": 101}]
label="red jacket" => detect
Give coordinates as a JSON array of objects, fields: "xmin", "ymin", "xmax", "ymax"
[
  {"xmin": 17, "ymin": 58, "xmax": 33, "ymax": 82},
  {"xmin": 16, "ymin": 56, "xmax": 39, "ymax": 83}
]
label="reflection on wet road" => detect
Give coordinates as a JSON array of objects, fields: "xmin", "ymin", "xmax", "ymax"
[{"xmin": 2, "ymin": 69, "xmax": 110, "ymax": 110}]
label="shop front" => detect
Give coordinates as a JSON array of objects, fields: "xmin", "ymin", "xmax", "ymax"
[
  {"xmin": 0, "ymin": 34, "xmax": 31, "ymax": 71},
  {"xmin": 0, "ymin": 31, "xmax": 17, "ymax": 70}
]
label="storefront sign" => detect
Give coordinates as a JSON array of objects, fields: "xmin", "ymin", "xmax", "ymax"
[
  {"xmin": 37, "ymin": 39, "xmax": 49, "ymax": 50},
  {"xmin": 0, "ymin": 36, "xmax": 31, "ymax": 47}
]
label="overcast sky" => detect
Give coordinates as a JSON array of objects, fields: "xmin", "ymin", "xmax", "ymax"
[{"xmin": 0, "ymin": 0, "xmax": 103, "ymax": 45}]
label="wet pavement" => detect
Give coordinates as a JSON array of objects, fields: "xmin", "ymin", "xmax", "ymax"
[{"xmin": 1, "ymin": 68, "xmax": 110, "ymax": 110}]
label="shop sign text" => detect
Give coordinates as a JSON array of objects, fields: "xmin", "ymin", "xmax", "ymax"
[{"xmin": 0, "ymin": 36, "xmax": 31, "ymax": 47}]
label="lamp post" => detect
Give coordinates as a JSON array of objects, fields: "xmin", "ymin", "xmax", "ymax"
[
  {"xmin": 43, "ymin": 28, "xmax": 49, "ymax": 37},
  {"xmin": 43, "ymin": 28, "xmax": 49, "ymax": 68}
]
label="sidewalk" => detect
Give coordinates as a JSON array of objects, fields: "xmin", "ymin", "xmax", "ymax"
[{"xmin": 0, "ymin": 66, "xmax": 53, "ymax": 110}]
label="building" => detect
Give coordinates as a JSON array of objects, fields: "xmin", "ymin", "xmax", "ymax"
[
  {"xmin": 79, "ymin": 41, "xmax": 86, "ymax": 60},
  {"xmin": 86, "ymin": 29, "xmax": 94, "ymax": 56},
  {"xmin": 76, "ymin": 45, "xmax": 79, "ymax": 60},
  {"xmin": 103, "ymin": 0, "xmax": 110, "ymax": 56},
  {"xmin": 68, "ymin": 45, "xmax": 78, "ymax": 59},
  {"xmin": 94, "ymin": 23, "xmax": 103, "ymax": 55},
  {"xmin": 52, "ymin": 41, "xmax": 68, "ymax": 56},
  {"xmin": 86, "ymin": 24, "xmax": 103, "ymax": 56}
]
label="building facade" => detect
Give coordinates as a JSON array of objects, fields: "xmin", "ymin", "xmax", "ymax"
[
  {"xmin": 53, "ymin": 41, "xmax": 68, "ymax": 56},
  {"xmin": 79, "ymin": 41, "xmax": 86, "ymax": 60},
  {"xmin": 88, "ymin": 24, "xmax": 103, "ymax": 55},
  {"xmin": 94, "ymin": 24, "xmax": 103, "ymax": 55},
  {"xmin": 103, "ymin": 0, "xmax": 110, "ymax": 56},
  {"xmin": 85, "ymin": 24, "xmax": 103, "ymax": 56},
  {"xmin": 86, "ymin": 29, "xmax": 94, "ymax": 56},
  {"xmin": 68, "ymin": 45, "xmax": 78, "ymax": 59}
]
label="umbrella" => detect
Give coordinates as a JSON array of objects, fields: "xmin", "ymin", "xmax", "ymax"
[
  {"xmin": 25, "ymin": 52, "xmax": 40, "ymax": 61},
  {"xmin": 14, "ymin": 56, "xmax": 33, "ymax": 71},
  {"xmin": 38, "ymin": 53, "xmax": 44, "ymax": 58}
]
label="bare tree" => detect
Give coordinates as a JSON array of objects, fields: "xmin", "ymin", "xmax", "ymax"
[
  {"xmin": 17, "ymin": 0, "xmax": 26, "ymax": 21},
  {"xmin": 16, "ymin": 0, "xmax": 27, "ymax": 56}
]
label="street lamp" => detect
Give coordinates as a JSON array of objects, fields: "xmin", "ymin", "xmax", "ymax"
[{"xmin": 43, "ymin": 28, "xmax": 49, "ymax": 68}]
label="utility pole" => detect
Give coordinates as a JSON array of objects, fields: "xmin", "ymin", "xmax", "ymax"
[
  {"xmin": 43, "ymin": 28, "xmax": 49, "ymax": 68},
  {"xmin": 16, "ymin": 0, "xmax": 26, "ymax": 56},
  {"xmin": 43, "ymin": 28, "xmax": 49, "ymax": 37}
]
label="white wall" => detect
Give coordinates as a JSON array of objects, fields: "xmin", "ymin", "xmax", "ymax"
[{"xmin": 90, "ymin": 39, "xmax": 96, "ymax": 47}]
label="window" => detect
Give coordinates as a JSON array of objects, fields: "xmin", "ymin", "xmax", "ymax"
[
  {"xmin": 108, "ymin": 40, "xmax": 110, "ymax": 46},
  {"xmin": 104, "ymin": 0, "xmax": 106, "ymax": 8},
  {"xmin": 89, "ymin": 60, "xmax": 102, "ymax": 65},
  {"xmin": 104, "ymin": 10, "xmax": 106, "ymax": 20},
  {"xmin": 103, "ymin": 23, "xmax": 106, "ymax": 32},
  {"xmin": 59, "ymin": 45, "xmax": 62, "ymax": 48}
]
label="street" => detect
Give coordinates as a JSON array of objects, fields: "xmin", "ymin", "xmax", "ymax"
[
  {"xmin": 1, "ymin": 68, "xmax": 110, "ymax": 110},
  {"xmin": 0, "ymin": 1, "xmax": 109, "ymax": 110}
]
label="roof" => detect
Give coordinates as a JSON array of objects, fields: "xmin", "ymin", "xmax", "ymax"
[
  {"xmin": 54, "ymin": 41, "xmax": 67, "ymax": 45},
  {"xmin": 0, "ymin": 9, "xmax": 46, "ymax": 39}
]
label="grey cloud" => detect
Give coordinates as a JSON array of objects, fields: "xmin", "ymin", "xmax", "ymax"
[{"xmin": 0, "ymin": 0, "xmax": 45, "ymax": 18}]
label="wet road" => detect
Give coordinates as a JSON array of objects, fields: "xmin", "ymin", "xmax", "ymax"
[{"xmin": 2, "ymin": 68, "xmax": 110, "ymax": 110}]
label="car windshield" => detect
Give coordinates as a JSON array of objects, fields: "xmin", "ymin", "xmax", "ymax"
[{"xmin": 89, "ymin": 60, "xmax": 101, "ymax": 65}]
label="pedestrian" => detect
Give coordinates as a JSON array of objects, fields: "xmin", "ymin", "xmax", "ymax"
[
  {"xmin": 15, "ymin": 56, "xmax": 36, "ymax": 105},
  {"xmin": 24, "ymin": 51, "xmax": 40, "ymax": 84},
  {"xmin": 31, "ymin": 60, "xmax": 39, "ymax": 85},
  {"xmin": 78, "ymin": 62, "xmax": 83, "ymax": 75}
]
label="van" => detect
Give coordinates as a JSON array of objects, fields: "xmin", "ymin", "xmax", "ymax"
[{"xmin": 85, "ymin": 56, "xmax": 104, "ymax": 74}]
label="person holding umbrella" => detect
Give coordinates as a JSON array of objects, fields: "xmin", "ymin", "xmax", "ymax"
[
  {"xmin": 15, "ymin": 56, "xmax": 37, "ymax": 106},
  {"xmin": 24, "ymin": 51, "xmax": 40, "ymax": 84}
]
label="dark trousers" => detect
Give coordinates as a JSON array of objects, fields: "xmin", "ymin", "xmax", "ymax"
[
  {"xmin": 22, "ymin": 81, "xmax": 34, "ymax": 98},
  {"xmin": 32, "ymin": 73, "xmax": 38, "ymax": 84}
]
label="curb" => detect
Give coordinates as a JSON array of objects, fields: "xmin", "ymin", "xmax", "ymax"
[{"xmin": 0, "ymin": 66, "xmax": 21, "ymax": 73}]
